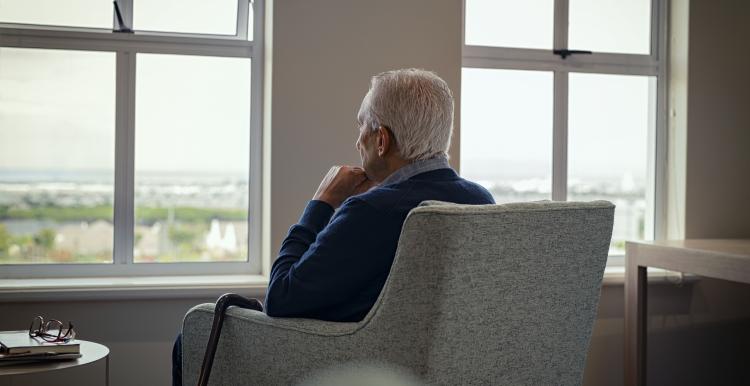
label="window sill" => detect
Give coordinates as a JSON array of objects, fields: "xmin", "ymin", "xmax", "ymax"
[
  {"xmin": 0, "ymin": 275, "xmax": 268, "ymax": 303},
  {"xmin": 0, "ymin": 266, "xmax": 693, "ymax": 303}
]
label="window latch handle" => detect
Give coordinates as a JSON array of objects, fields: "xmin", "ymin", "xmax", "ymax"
[
  {"xmin": 553, "ymin": 49, "xmax": 593, "ymax": 59},
  {"xmin": 113, "ymin": 1, "xmax": 133, "ymax": 33}
]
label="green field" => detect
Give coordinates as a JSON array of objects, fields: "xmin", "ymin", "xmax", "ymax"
[
  {"xmin": 0, "ymin": 204, "xmax": 247, "ymax": 264},
  {"xmin": 0, "ymin": 204, "xmax": 246, "ymax": 224}
]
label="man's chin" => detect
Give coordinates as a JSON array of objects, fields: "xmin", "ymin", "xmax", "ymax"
[
  {"xmin": 359, "ymin": 164, "xmax": 371, "ymax": 179},
  {"xmin": 361, "ymin": 161, "xmax": 385, "ymax": 183}
]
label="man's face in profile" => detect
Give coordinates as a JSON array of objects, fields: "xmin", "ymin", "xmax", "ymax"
[{"xmin": 356, "ymin": 124, "xmax": 380, "ymax": 181}]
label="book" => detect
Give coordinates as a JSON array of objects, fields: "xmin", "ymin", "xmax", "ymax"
[
  {"xmin": 0, "ymin": 352, "xmax": 82, "ymax": 365},
  {"xmin": 0, "ymin": 330, "xmax": 80, "ymax": 356}
]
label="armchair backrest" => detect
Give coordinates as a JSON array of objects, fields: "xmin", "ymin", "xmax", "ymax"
[{"xmin": 363, "ymin": 200, "xmax": 614, "ymax": 385}]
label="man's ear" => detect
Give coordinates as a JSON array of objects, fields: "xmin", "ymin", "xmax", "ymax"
[{"xmin": 377, "ymin": 126, "xmax": 391, "ymax": 157}]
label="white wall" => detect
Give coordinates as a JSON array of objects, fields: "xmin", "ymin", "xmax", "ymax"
[
  {"xmin": 269, "ymin": 0, "xmax": 462, "ymax": 251},
  {"xmin": 682, "ymin": 0, "xmax": 750, "ymax": 238}
]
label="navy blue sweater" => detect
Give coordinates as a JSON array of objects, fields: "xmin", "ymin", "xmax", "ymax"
[{"xmin": 265, "ymin": 168, "xmax": 495, "ymax": 322}]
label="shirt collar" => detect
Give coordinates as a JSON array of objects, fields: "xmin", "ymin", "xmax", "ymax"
[{"xmin": 379, "ymin": 155, "xmax": 451, "ymax": 186}]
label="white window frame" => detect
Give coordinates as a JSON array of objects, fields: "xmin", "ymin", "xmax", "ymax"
[
  {"xmin": 462, "ymin": 0, "xmax": 668, "ymax": 265},
  {"xmin": 0, "ymin": 0, "xmax": 265, "ymax": 278}
]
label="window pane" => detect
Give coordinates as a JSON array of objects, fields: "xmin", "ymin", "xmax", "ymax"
[
  {"xmin": 134, "ymin": 54, "xmax": 250, "ymax": 263},
  {"xmin": 568, "ymin": 73, "xmax": 653, "ymax": 255},
  {"xmin": 461, "ymin": 68, "xmax": 553, "ymax": 203},
  {"xmin": 0, "ymin": 48, "xmax": 116, "ymax": 264},
  {"xmin": 569, "ymin": 0, "xmax": 651, "ymax": 55},
  {"xmin": 464, "ymin": 0, "xmax": 553, "ymax": 49},
  {"xmin": 0, "ymin": 0, "xmax": 111, "ymax": 29},
  {"xmin": 133, "ymin": 0, "xmax": 237, "ymax": 35}
]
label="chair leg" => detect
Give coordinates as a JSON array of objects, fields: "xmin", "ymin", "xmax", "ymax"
[{"xmin": 197, "ymin": 293, "xmax": 264, "ymax": 386}]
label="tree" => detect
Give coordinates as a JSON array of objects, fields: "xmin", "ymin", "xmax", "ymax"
[
  {"xmin": 33, "ymin": 228, "xmax": 56, "ymax": 250},
  {"xmin": 169, "ymin": 226, "xmax": 198, "ymax": 246},
  {"xmin": 0, "ymin": 224, "xmax": 9, "ymax": 254}
]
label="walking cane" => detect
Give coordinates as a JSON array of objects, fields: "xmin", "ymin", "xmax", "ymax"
[{"xmin": 197, "ymin": 293, "xmax": 264, "ymax": 386}]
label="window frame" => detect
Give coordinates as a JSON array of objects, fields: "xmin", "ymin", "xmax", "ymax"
[
  {"xmin": 461, "ymin": 0, "xmax": 669, "ymax": 265},
  {"xmin": 0, "ymin": 0, "xmax": 265, "ymax": 278}
]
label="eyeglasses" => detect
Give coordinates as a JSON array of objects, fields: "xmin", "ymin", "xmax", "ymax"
[{"xmin": 28, "ymin": 316, "xmax": 76, "ymax": 343}]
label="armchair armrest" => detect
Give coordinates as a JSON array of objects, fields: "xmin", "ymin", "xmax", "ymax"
[{"xmin": 181, "ymin": 303, "xmax": 367, "ymax": 386}]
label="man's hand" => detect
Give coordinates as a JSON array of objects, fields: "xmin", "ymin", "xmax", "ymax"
[{"xmin": 313, "ymin": 166, "xmax": 376, "ymax": 209}]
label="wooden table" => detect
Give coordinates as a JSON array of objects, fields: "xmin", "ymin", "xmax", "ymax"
[
  {"xmin": 624, "ymin": 239, "xmax": 750, "ymax": 386},
  {"xmin": 0, "ymin": 340, "xmax": 109, "ymax": 385}
]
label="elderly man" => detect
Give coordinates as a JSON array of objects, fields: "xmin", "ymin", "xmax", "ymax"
[
  {"xmin": 264, "ymin": 68, "xmax": 494, "ymax": 322},
  {"xmin": 172, "ymin": 69, "xmax": 492, "ymax": 385}
]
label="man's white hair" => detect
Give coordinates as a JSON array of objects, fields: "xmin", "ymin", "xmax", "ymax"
[{"xmin": 357, "ymin": 68, "xmax": 454, "ymax": 161}]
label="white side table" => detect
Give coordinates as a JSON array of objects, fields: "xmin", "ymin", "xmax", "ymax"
[{"xmin": 0, "ymin": 340, "xmax": 109, "ymax": 385}]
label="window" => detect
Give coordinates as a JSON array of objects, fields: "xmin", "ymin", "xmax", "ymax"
[
  {"xmin": 461, "ymin": 68, "xmax": 553, "ymax": 203},
  {"xmin": 132, "ymin": 0, "xmax": 239, "ymax": 35},
  {"xmin": 462, "ymin": 0, "xmax": 666, "ymax": 260},
  {"xmin": 0, "ymin": 0, "xmax": 264, "ymax": 278},
  {"xmin": 134, "ymin": 53, "xmax": 251, "ymax": 263},
  {"xmin": 464, "ymin": 1, "xmax": 554, "ymax": 49},
  {"xmin": 0, "ymin": 47, "xmax": 116, "ymax": 264},
  {"xmin": 0, "ymin": 0, "xmax": 112, "ymax": 29}
]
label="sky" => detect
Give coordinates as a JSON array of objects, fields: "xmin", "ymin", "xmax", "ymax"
[
  {"xmin": 1, "ymin": 0, "xmax": 652, "ymax": 184},
  {"xmin": 460, "ymin": 68, "xmax": 654, "ymax": 182},
  {"xmin": 0, "ymin": 46, "xmax": 251, "ymax": 175}
]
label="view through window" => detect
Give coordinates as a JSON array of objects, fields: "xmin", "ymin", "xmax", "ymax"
[
  {"xmin": 0, "ymin": 47, "xmax": 116, "ymax": 264},
  {"xmin": 134, "ymin": 53, "xmax": 251, "ymax": 263},
  {"xmin": 462, "ymin": 0, "xmax": 662, "ymax": 256},
  {"xmin": 461, "ymin": 68, "xmax": 553, "ymax": 203}
]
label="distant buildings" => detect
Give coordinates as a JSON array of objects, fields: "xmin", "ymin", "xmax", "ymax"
[
  {"xmin": 206, "ymin": 219, "xmax": 238, "ymax": 254},
  {"xmin": 2, "ymin": 170, "xmax": 645, "ymax": 262},
  {"xmin": 56, "ymin": 220, "xmax": 113, "ymax": 256}
]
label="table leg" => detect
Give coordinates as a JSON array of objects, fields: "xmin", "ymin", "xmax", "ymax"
[
  {"xmin": 625, "ymin": 255, "xmax": 648, "ymax": 386},
  {"xmin": 106, "ymin": 354, "xmax": 110, "ymax": 386}
]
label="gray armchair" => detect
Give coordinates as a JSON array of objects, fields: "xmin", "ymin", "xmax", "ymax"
[{"xmin": 182, "ymin": 200, "xmax": 614, "ymax": 385}]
